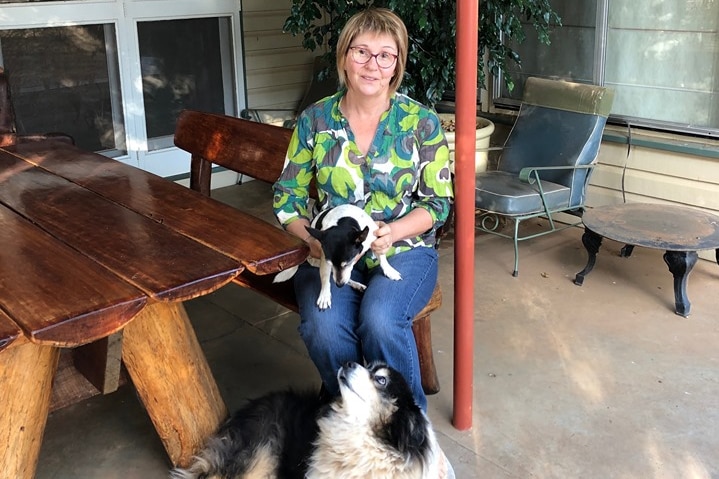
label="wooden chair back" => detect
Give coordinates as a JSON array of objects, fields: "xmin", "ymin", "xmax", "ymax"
[{"xmin": 175, "ymin": 110, "xmax": 292, "ymax": 195}]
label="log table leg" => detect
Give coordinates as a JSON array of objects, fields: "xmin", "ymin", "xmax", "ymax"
[
  {"xmin": 121, "ymin": 301, "xmax": 228, "ymax": 467},
  {"xmin": 0, "ymin": 338, "xmax": 60, "ymax": 479},
  {"xmin": 663, "ymin": 250, "xmax": 698, "ymax": 317},
  {"xmin": 574, "ymin": 228, "xmax": 603, "ymax": 286}
]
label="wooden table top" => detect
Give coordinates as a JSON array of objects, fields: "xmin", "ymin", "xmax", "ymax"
[
  {"xmin": 7, "ymin": 140, "xmax": 306, "ymax": 275},
  {"xmin": 583, "ymin": 203, "xmax": 719, "ymax": 251},
  {"xmin": 0, "ymin": 141, "xmax": 307, "ymax": 348}
]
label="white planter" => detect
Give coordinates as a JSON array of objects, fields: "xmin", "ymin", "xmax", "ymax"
[{"xmin": 439, "ymin": 114, "xmax": 495, "ymax": 174}]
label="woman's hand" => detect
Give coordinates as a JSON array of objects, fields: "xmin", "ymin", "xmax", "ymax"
[
  {"xmin": 306, "ymin": 236, "xmax": 323, "ymax": 259},
  {"xmin": 286, "ymin": 220, "xmax": 323, "ymax": 259},
  {"xmin": 372, "ymin": 221, "xmax": 393, "ymax": 255}
]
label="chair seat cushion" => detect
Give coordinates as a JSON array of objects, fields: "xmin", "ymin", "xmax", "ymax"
[{"xmin": 475, "ymin": 171, "xmax": 571, "ymax": 216}]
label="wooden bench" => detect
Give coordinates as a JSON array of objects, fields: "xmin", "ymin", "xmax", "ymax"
[{"xmin": 174, "ymin": 109, "xmax": 442, "ymax": 394}]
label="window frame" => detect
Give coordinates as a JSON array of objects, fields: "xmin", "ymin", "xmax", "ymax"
[
  {"xmin": 0, "ymin": 0, "xmax": 246, "ymax": 177},
  {"xmin": 492, "ymin": 0, "xmax": 719, "ymax": 140}
]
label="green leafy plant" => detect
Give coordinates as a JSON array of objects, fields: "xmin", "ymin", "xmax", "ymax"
[{"xmin": 283, "ymin": 0, "xmax": 560, "ymax": 107}]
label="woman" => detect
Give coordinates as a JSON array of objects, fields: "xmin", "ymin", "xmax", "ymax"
[{"xmin": 273, "ymin": 8, "xmax": 453, "ymax": 411}]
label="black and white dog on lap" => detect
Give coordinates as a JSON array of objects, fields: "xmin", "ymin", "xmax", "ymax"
[{"xmin": 170, "ymin": 361, "xmax": 447, "ymax": 479}]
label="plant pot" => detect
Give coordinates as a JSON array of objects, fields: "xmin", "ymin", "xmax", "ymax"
[{"xmin": 439, "ymin": 113, "xmax": 495, "ymax": 174}]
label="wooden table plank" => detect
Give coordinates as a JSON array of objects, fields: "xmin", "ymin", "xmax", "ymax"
[
  {"xmin": 5, "ymin": 141, "xmax": 307, "ymax": 275},
  {"xmin": 0, "ymin": 151, "xmax": 241, "ymax": 302},
  {"xmin": 0, "ymin": 205, "xmax": 147, "ymax": 346},
  {"xmin": 0, "ymin": 308, "xmax": 22, "ymax": 353}
]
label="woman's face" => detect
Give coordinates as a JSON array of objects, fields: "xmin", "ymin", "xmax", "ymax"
[{"xmin": 344, "ymin": 32, "xmax": 398, "ymax": 100}]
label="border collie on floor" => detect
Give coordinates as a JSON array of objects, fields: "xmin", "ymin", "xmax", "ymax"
[{"xmin": 170, "ymin": 361, "xmax": 444, "ymax": 479}]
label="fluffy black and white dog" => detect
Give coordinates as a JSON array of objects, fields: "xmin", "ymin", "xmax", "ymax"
[
  {"xmin": 170, "ymin": 361, "xmax": 441, "ymax": 479},
  {"xmin": 273, "ymin": 204, "xmax": 402, "ymax": 310}
]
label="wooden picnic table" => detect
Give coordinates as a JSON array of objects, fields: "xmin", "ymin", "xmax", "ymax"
[{"xmin": 0, "ymin": 140, "xmax": 308, "ymax": 478}]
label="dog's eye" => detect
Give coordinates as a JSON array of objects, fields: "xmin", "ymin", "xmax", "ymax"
[{"xmin": 374, "ymin": 375, "xmax": 387, "ymax": 387}]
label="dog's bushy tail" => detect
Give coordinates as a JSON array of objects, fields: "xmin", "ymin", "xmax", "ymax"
[
  {"xmin": 169, "ymin": 435, "xmax": 229, "ymax": 478},
  {"xmin": 272, "ymin": 265, "xmax": 298, "ymax": 283},
  {"xmin": 169, "ymin": 390, "xmax": 325, "ymax": 479}
]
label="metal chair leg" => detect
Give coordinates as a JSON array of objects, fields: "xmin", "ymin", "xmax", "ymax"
[{"xmin": 512, "ymin": 218, "xmax": 520, "ymax": 276}]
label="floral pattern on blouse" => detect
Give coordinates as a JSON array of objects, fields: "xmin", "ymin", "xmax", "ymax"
[{"xmin": 273, "ymin": 90, "xmax": 453, "ymax": 269}]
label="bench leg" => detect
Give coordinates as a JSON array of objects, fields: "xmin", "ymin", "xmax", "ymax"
[
  {"xmin": 0, "ymin": 338, "xmax": 59, "ymax": 479},
  {"xmin": 121, "ymin": 301, "xmax": 228, "ymax": 467},
  {"xmin": 412, "ymin": 313, "xmax": 440, "ymax": 395}
]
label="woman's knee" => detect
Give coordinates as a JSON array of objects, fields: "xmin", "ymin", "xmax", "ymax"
[{"xmin": 298, "ymin": 311, "xmax": 342, "ymax": 347}]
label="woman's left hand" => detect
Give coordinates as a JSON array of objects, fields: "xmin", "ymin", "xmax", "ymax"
[{"xmin": 372, "ymin": 221, "xmax": 393, "ymax": 255}]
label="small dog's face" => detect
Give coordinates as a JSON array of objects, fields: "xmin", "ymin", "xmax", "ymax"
[{"xmin": 306, "ymin": 221, "xmax": 370, "ymax": 287}]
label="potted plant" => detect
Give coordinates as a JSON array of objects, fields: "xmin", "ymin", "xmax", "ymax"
[{"xmin": 283, "ymin": 0, "xmax": 560, "ymax": 171}]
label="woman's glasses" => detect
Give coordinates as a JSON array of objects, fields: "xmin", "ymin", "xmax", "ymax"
[{"xmin": 348, "ymin": 47, "xmax": 397, "ymax": 69}]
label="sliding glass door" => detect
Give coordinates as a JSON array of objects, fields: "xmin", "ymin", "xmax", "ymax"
[{"xmin": 0, "ymin": 0, "xmax": 245, "ymax": 177}]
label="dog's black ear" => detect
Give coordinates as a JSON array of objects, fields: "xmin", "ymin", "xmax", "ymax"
[
  {"xmin": 355, "ymin": 226, "xmax": 370, "ymax": 244},
  {"xmin": 385, "ymin": 407, "xmax": 431, "ymax": 461},
  {"xmin": 305, "ymin": 225, "xmax": 323, "ymax": 241}
]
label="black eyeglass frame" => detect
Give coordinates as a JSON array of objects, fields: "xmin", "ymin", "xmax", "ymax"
[{"xmin": 347, "ymin": 46, "xmax": 398, "ymax": 69}]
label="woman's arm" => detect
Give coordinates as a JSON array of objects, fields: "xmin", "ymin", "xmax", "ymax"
[
  {"xmin": 286, "ymin": 218, "xmax": 322, "ymax": 259},
  {"xmin": 371, "ymin": 208, "xmax": 433, "ymax": 255}
]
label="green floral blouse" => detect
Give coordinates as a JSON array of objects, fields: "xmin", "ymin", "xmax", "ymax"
[{"xmin": 273, "ymin": 90, "xmax": 454, "ymax": 268}]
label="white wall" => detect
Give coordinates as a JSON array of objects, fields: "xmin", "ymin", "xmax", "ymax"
[
  {"xmin": 241, "ymin": 0, "xmax": 317, "ymax": 125},
  {"xmin": 588, "ymin": 127, "xmax": 719, "ymax": 261}
]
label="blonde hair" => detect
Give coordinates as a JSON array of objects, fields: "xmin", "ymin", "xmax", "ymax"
[{"xmin": 335, "ymin": 8, "xmax": 408, "ymax": 94}]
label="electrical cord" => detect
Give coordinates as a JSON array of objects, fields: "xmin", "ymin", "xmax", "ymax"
[{"xmin": 621, "ymin": 122, "xmax": 632, "ymax": 203}]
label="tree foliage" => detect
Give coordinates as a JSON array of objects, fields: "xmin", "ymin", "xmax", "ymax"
[{"xmin": 283, "ymin": 0, "xmax": 560, "ymax": 107}]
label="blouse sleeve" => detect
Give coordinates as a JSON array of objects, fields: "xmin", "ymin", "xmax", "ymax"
[
  {"xmin": 272, "ymin": 111, "xmax": 315, "ymax": 227},
  {"xmin": 413, "ymin": 109, "xmax": 454, "ymax": 227}
]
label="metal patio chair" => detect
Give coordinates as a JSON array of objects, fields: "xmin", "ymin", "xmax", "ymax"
[{"xmin": 475, "ymin": 77, "xmax": 614, "ymax": 276}]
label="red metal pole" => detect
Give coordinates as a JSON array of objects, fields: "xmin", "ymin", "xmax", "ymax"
[{"xmin": 453, "ymin": 0, "xmax": 478, "ymax": 430}]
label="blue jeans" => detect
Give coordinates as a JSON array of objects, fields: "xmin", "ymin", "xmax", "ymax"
[{"xmin": 294, "ymin": 246, "xmax": 438, "ymax": 411}]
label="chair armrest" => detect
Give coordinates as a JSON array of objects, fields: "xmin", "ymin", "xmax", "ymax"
[{"xmin": 519, "ymin": 163, "xmax": 595, "ymax": 184}]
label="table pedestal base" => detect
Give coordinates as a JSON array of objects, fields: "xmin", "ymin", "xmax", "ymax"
[
  {"xmin": 0, "ymin": 338, "xmax": 59, "ymax": 479},
  {"xmin": 122, "ymin": 301, "xmax": 228, "ymax": 467},
  {"xmin": 663, "ymin": 250, "xmax": 698, "ymax": 317},
  {"xmin": 575, "ymin": 229, "xmax": 701, "ymax": 317}
]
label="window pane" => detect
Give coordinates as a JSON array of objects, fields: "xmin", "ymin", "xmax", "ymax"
[
  {"xmin": 501, "ymin": 0, "xmax": 597, "ymax": 101},
  {"xmin": 138, "ymin": 17, "xmax": 233, "ymax": 146},
  {"xmin": 606, "ymin": 1, "xmax": 719, "ymax": 132},
  {"xmin": 498, "ymin": 1, "xmax": 719, "ymax": 135},
  {"xmin": 0, "ymin": 25, "xmax": 125, "ymax": 152}
]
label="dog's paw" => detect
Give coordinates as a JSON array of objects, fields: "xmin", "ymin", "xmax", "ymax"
[
  {"xmin": 317, "ymin": 293, "xmax": 332, "ymax": 310},
  {"xmin": 378, "ymin": 255, "xmax": 402, "ymax": 281},
  {"xmin": 348, "ymin": 279, "xmax": 367, "ymax": 292},
  {"xmin": 383, "ymin": 267, "xmax": 402, "ymax": 281}
]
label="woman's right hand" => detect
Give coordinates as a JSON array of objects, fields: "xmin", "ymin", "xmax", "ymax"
[{"xmin": 306, "ymin": 236, "xmax": 322, "ymax": 259}]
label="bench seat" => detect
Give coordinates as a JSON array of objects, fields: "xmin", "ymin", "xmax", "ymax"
[{"xmin": 174, "ymin": 109, "xmax": 442, "ymax": 394}]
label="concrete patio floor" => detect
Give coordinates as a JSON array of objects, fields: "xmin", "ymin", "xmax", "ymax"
[{"xmin": 36, "ymin": 182, "xmax": 719, "ymax": 478}]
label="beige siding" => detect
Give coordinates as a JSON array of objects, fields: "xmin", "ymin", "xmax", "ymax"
[
  {"xmin": 241, "ymin": 0, "xmax": 319, "ymax": 124},
  {"xmin": 587, "ymin": 129, "xmax": 719, "ymax": 261}
]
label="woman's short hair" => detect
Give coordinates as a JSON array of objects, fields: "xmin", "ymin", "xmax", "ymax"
[{"xmin": 336, "ymin": 8, "xmax": 408, "ymax": 94}]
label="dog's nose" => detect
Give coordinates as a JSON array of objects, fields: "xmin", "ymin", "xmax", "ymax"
[{"xmin": 343, "ymin": 361, "xmax": 359, "ymax": 370}]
